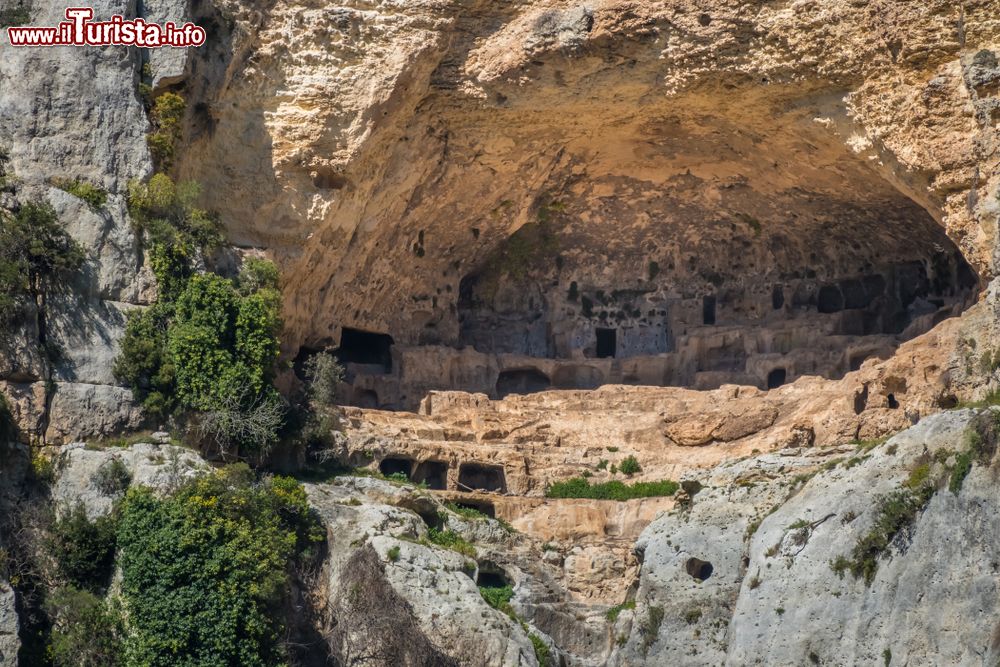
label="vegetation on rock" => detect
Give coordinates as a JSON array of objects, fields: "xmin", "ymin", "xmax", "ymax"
[
  {"xmin": 545, "ymin": 477, "xmax": 677, "ymax": 500},
  {"xmin": 51, "ymin": 178, "xmax": 107, "ymax": 211},
  {"xmin": 0, "ymin": 200, "xmax": 84, "ymax": 328},
  {"xmin": 115, "ymin": 467, "xmax": 323, "ymax": 666}
]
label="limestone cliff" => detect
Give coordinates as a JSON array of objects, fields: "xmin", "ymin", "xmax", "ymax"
[{"xmin": 2, "ymin": 0, "xmax": 1000, "ymax": 665}]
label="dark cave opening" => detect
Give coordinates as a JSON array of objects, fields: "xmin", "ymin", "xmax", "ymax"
[
  {"xmin": 379, "ymin": 457, "xmax": 413, "ymax": 479},
  {"xmin": 767, "ymin": 368, "xmax": 786, "ymax": 389},
  {"xmin": 413, "ymin": 460, "xmax": 449, "ymax": 490},
  {"xmin": 337, "ymin": 327, "xmax": 394, "ymax": 372},
  {"xmin": 685, "ymin": 557, "xmax": 714, "ymax": 581},
  {"xmin": 496, "ymin": 368, "xmax": 551, "ymax": 398},
  {"xmin": 326, "ymin": 106, "xmax": 983, "ymax": 410},
  {"xmin": 595, "ymin": 327, "xmax": 617, "ymax": 358},
  {"xmin": 702, "ymin": 295, "xmax": 717, "ymax": 325},
  {"xmin": 476, "ymin": 569, "xmax": 510, "ymax": 589},
  {"xmin": 458, "ymin": 462, "xmax": 507, "ymax": 493}
]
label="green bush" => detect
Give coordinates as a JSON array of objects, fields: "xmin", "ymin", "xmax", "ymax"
[
  {"xmin": 116, "ymin": 271, "xmax": 283, "ymax": 451},
  {"xmin": 91, "ymin": 458, "xmax": 132, "ymax": 496},
  {"xmin": 52, "ymin": 178, "xmax": 107, "ymax": 211},
  {"xmin": 45, "ymin": 586, "xmax": 123, "ymax": 667},
  {"xmin": 640, "ymin": 605, "xmax": 664, "ymax": 655},
  {"xmin": 426, "ymin": 527, "xmax": 476, "ymax": 557},
  {"xmin": 47, "ymin": 503, "xmax": 118, "ymax": 592},
  {"xmin": 618, "ymin": 455, "xmax": 642, "ymax": 476},
  {"xmin": 529, "ymin": 633, "xmax": 552, "ymax": 667},
  {"xmin": 147, "ymin": 93, "xmax": 186, "ymax": 168},
  {"xmin": 0, "ymin": 1, "xmax": 31, "ymax": 28},
  {"xmin": 0, "ymin": 200, "xmax": 84, "ymax": 324},
  {"xmin": 446, "ymin": 502, "xmax": 489, "ymax": 520},
  {"xmin": 113, "ymin": 303, "xmax": 176, "ymax": 418},
  {"xmin": 478, "ymin": 584, "xmax": 514, "ymax": 617},
  {"xmin": 830, "ymin": 483, "xmax": 935, "ymax": 584},
  {"xmin": 545, "ymin": 477, "xmax": 678, "ymax": 501},
  {"xmin": 116, "ymin": 468, "xmax": 323, "ymax": 666},
  {"xmin": 303, "ymin": 351, "xmax": 344, "ymax": 407},
  {"xmin": 238, "ymin": 257, "xmax": 280, "ymax": 295},
  {"xmin": 606, "ymin": 599, "xmax": 635, "ymax": 622}
]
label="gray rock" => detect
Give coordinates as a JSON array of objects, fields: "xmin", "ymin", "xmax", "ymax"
[
  {"xmin": 613, "ymin": 409, "xmax": 1000, "ymax": 666},
  {"xmin": 307, "ymin": 478, "xmax": 542, "ymax": 666},
  {"xmin": 51, "ymin": 442, "xmax": 209, "ymax": 518}
]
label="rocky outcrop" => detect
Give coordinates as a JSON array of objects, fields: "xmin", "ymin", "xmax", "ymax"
[
  {"xmin": 613, "ymin": 408, "xmax": 1000, "ymax": 666},
  {"xmin": 0, "ymin": 0, "xmax": 161, "ymax": 443}
]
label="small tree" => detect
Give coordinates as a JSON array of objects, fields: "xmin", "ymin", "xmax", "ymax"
[
  {"xmin": 619, "ymin": 455, "xmax": 642, "ymax": 476},
  {"xmin": 196, "ymin": 388, "xmax": 285, "ymax": 459},
  {"xmin": 304, "ymin": 351, "xmax": 344, "ymax": 407},
  {"xmin": 0, "ymin": 201, "xmax": 84, "ymax": 334}
]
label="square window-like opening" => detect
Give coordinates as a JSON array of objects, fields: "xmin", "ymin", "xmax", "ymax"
[{"xmin": 596, "ymin": 328, "xmax": 616, "ymax": 358}]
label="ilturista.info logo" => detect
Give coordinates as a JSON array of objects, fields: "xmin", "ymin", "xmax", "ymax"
[{"xmin": 6, "ymin": 7, "xmax": 206, "ymax": 47}]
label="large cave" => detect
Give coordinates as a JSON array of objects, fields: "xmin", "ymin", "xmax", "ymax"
[
  {"xmin": 261, "ymin": 57, "xmax": 979, "ymax": 413},
  {"xmin": 311, "ymin": 93, "xmax": 976, "ymax": 410}
]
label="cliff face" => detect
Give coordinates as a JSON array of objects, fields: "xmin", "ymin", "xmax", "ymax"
[
  {"xmin": 182, "ymin": 0, "xmax": 996, "ymax": 346},
  {"xmin": 2, "ymin": 0, "xmax": 1000, "ymax": 665}
]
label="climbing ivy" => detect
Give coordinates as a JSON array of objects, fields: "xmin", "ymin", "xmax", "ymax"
[{"xmin": 115, "ymin": 467, "xmax": 323, "ymax": 667}]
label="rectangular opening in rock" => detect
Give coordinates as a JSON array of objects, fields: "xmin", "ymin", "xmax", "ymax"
[
  {"xmin": 595, "ymin": 327, "xmax": 616, "ymax": 358},
  {"xmin": 458, "ymin": 462, "xmax": 507, "ymax": 493}
]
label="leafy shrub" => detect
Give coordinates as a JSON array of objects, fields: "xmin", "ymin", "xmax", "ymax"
[
  {"xmin": 91, "ymin": 457, "xmax": 132, "ymax": 496},
  {"xmin": 147, "ymin": 93, "xmax": 186, "ymax": 168},
  {"xmin": 127, "ymin": 174, "xmax": 222, "ymax": 299},
  {"xmin": 618, "ymin": 455, "xmax": 642, "ymax": 476},
  {"xmin": 113, "ymin": 302, "xmax": 176, "ymax": 418},
  {"xmin": 116, "ymin": 469, "xmax": 323, "ymax": 666},
  {"xmin": 529, "ymin": 633, "xmax": 552, "ymax": 667},
  {"xmin": 116, "ymin": 267, "xmax": 283, "ymax": 453},
  {"xmin": 446, "ymin": 502, "xmax": 486, "ymax": 520},
  {"xmin": 478, "ymin": 584, "xmax": 514, "ymax": 617},
  {"xmin": 303, "ymin": 351, "xmax": 345, "ymax": 407},
  {"xmin": 52, "ymin": 178, "xmax": 107, "ymax": 211},
  {"xmin": 45, "ymin": 586, "xmax": 123, "ymax": 667},
  {"xmin": 387, "ymin": 545, "xmax": 401, "ymax": 562},
  {"xmin": 606, "ymin": 599, "xmax": 635, "ymax": 622},
  {"xmin": 0, "ymin": 200, "xmax": 84, "ymax": 324},
  {"xmin": 0, "ymin": 1, "xmax": 31, "ymax": 27},
  {"xmin": 949, "ymin": 451, "xmax": 973, "ymax": 494},
  {"xmin": 545, "ymin": 477, "xmax": 678, "ymax": 501},
  {"xmin": 238, "ymin": 257, "xmax": 280, "ymax": 295},
  {"xmin": 426, "ymin": 527, "xmax": 476, "ymax": 557},
  {"xmin": 830, "ymin": 482, "xmax": 935, "ymax": 584},
  {"xmin": 640, "ymin": 605, "xmax": 664, "ymax": 655},
  {"xmin": 47, "ymin": 503, "xmax": 118, "ymax": 592}
]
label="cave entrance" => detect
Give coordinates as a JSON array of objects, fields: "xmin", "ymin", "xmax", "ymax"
[
  {"xmin": 702, "ymin": 295, "xmax": 717, "ymax": 325},
  {"xmin": 476, "ymin": 569, "xmax": 510, "ymax": 589},
  {"xmin": 596, "ymin": 328, "xmax": 617, "ymax": 358},
  {"xmin": 412, "ymin": 461, "xmax": 448, "ymax": 490},
  {"xmin": 496, "ymin": 368, "xmax": 550, "ymax": 398},
  {"xmin": 458, "ymin": 462, "xmax": 507, "ymax": 493},
  {"xmin": 379, "ymin": 457, "xmax": 413, "ymax": 479},
  {"xmin": 349, "ymin": 93, "xmax": 981, "ymax": 400},
  {"xmin": 685, "ymin": 557, "xmax": 714, "ymax": 581},
  {"xmin": 337, "ymin": 327, "xmax": 394, "ymax": 373}
]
